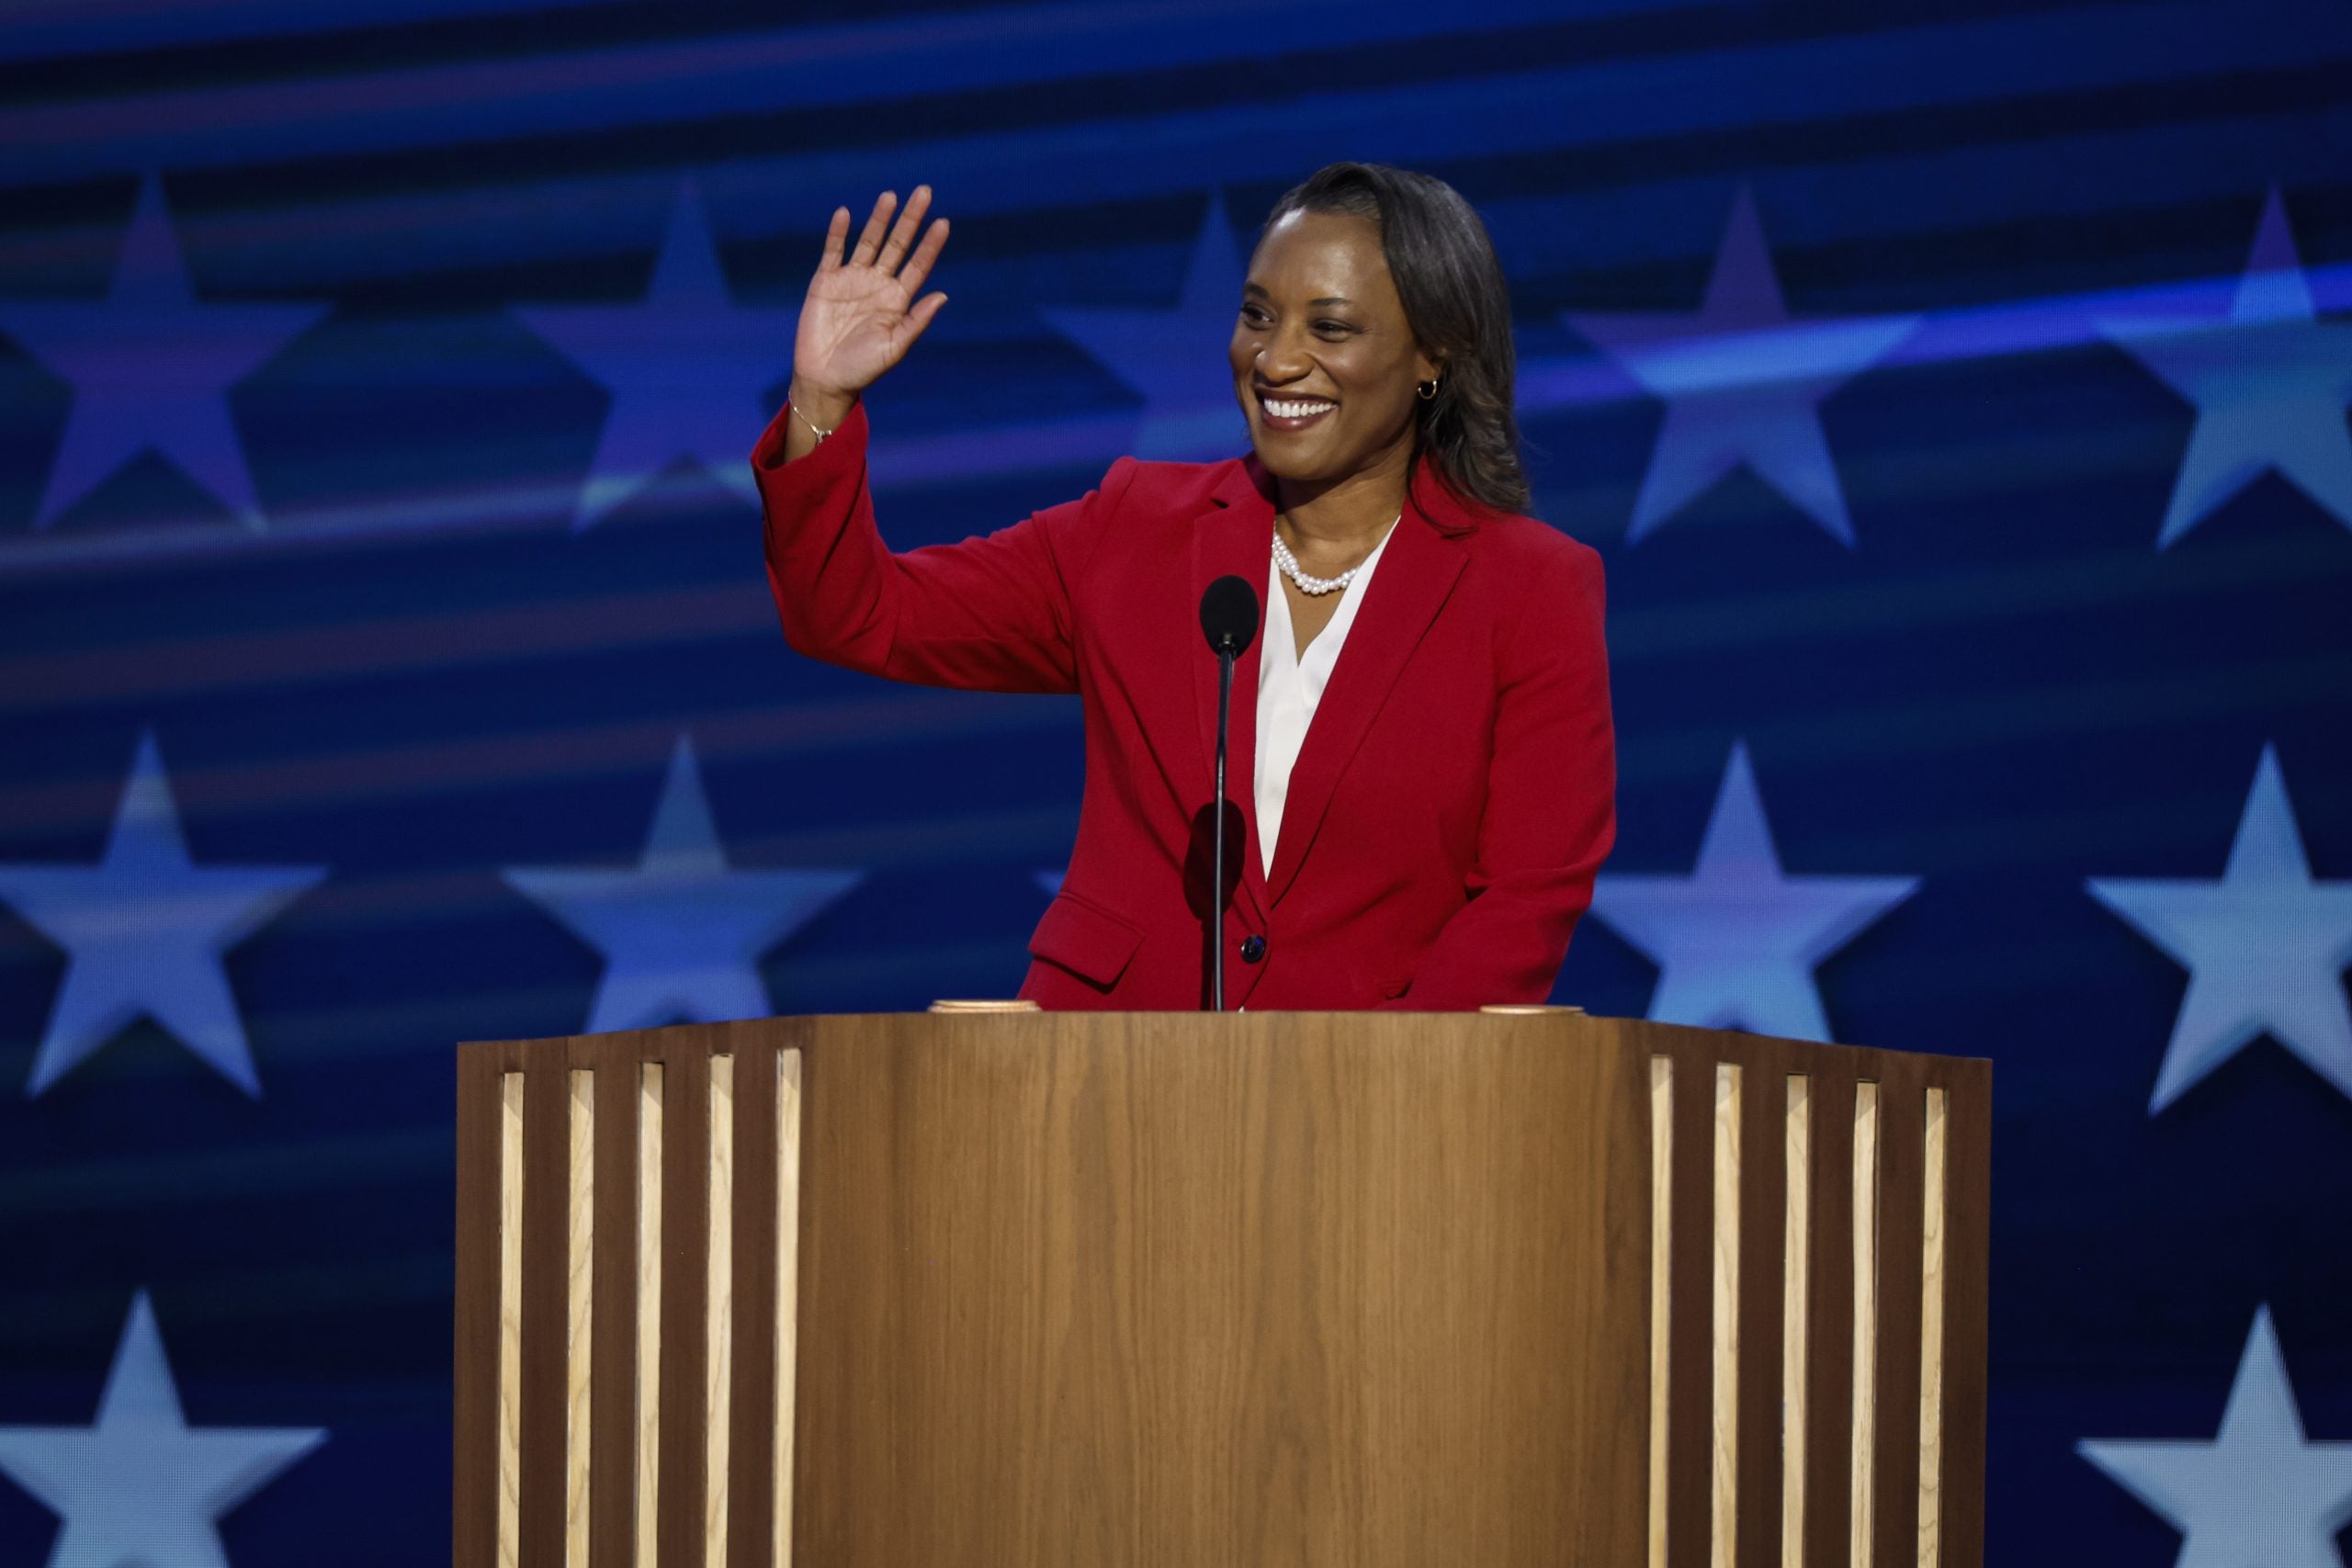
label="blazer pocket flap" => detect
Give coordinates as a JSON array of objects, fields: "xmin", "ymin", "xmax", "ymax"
[{"xmin": 1028, "ymin": 894, "xmax": 1145, "ymax": 990}]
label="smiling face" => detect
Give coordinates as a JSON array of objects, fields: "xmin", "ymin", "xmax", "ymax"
[{"xmin": 1230, "ymin": 209, "xmax": 1439, "ymax": 500}]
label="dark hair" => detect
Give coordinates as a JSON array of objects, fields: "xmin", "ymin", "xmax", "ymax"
[{"xmin": 1263, "ymin": 163, "xmax": 1530, "ymax": 515}]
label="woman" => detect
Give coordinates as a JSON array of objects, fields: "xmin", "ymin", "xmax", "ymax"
[{"xmin": 754, "ymin": 163, "xmax": 1613, "ymax": 1010}]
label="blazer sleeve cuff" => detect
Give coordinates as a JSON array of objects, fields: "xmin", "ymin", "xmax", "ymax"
[{"xmin": 751, "ymin": 398, "xmax": 869, "ymax": 490}]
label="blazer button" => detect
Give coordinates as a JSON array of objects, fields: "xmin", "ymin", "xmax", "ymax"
[{"xmin": 1239, "ymin": 934, "xmax": 1267, "ymax": 964}]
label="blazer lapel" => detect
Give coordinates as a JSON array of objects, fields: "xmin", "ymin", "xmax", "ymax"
[
  {"xmin": 1191, "ymin": 462, "xmax": 1274, "ymax": 929},
  {"xmin": 1264, "ymin": 467, "xmax": 1475, "ymax": 907}
]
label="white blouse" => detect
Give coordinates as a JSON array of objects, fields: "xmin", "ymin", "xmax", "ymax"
[{"xmin": 1253, "ymin": 522, "xmax": 1398, "ymax": 877}]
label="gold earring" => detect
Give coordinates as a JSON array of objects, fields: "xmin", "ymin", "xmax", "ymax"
[{"xmin": 1417, "ymin": 379, "xmax": 1439, "ymax": 400}]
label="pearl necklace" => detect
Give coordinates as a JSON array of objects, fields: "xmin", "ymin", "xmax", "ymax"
[{"xmin": 1272, "ymin": 513, "xmax": 1401, "ymax": 596}]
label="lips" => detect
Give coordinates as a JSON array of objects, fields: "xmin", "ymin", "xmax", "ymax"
[{"xmin": 1255, "ymin": 390, "xmax": 1337, "ymax": 433}]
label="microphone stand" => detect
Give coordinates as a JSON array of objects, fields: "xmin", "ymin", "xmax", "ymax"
[
  {"xmin": 1197, "ymin": 572, "xmax": 1258, "ymax": 1013},
  {"xmin": 1212, "ymin": 641, "xmax": 1236, "ymax": 1011}
]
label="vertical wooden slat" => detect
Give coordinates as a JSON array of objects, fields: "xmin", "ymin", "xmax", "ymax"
[
  {"xmin": 1711, "ymin": 1064, "xmax": 1742, "ymax": 1568},
  {"xmin": 728, "ymin": 1041, "xmax": 782, "ymax": 1568},
  {"xmin": 1781, "ymin": 1077, "xmax": 1812, "ymax": 1568},
  {"xmin": 1650, "ymin": 1055, "xmax": 1673, "ymax": 1568},
  {"xmin": 566, "ymin": 1070, "xmax": 594, "ymax": 1568},
  {"xmin": 660, "ymin": 1047, "xmax": 711, "ymax": 1568},
  {"xmin": 1803, "ymin": 1068, "xmax": 1856, "ymax": 1568},
  {"xmin": 1937, "ymin": 1066, "xmax": 1992, "ymax": 1568},
  {"xmin": 1736, "ymin": 1055, "xmax": 1787, "ymax": 1568},
  {"xmin": 455, "ymin": 1045, "xmax": 502, "ymax": 1568},
  {"xmin": 497, "ymin": 1070, "xmax": 526, "ymax": 1568},
  {"xmin": 638, "ymin": 1062, "xmax": 665, "ymax": 1567},
  {"xmin": 1668, "ymin": 1049, "xmax": 1717, "ymax": 1568},
  {"xmin": 775, "ymin": 1048, "xmax": 805, "ymax": 1568},
  {"xmin": 521, "ymin": 1043, "xmax": 571, "ymax": 1568},
  {"xmin": 1917, "ymin": 1088, "xmax": 1949, "ymax": 1568},
  {"xmin": 707, "ymin": 1055, "xmax": 736, "ymax": 1565},
  {"xmin": 1849, "ymin": 1082, "xmax": 1882, "ymax": 1567},
  {"xmin": 590, "ymin": 1043, "xmax": 639, "ymax": 1568},
  {"xmin": 1872, "ymin": 1073, "xmax": 1926, "ymax": 1567}
]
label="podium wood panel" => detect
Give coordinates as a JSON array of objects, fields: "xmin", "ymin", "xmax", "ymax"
[{"xmin": 456, "ymin": 1011, "xmax": 1988, "ymax": 1568}]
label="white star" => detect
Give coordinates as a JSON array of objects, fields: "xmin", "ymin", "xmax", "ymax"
[
  {"xmin": 1566, "ymin": 186, "xmax": 1918, "ymax": 547},
  {"xmin": 514, "ymin": 178, "xmax": 797, "ymax": 530},
  {"xmin": 503, "ymin": 736, "xmax": 861, "ymax": 1033},
  {"xmin": 1588, "ymin": 742, "xmax": 1918, "ymax": 1042},
  {"xmin": 0, "ymin": 1292, "xmax": 326, "ymax": 1568},
  {"xmin": 1043, "ymin": 192, "xmax": 1247, "ymax": 461},
  {"xmin": 0, "ymin": 731, "xmax": 324, "ymax": 1098},
  {"xmin": 2087, "ymin": 745, "xmax": 2352, "ymax": 1114},
  {"xmin": 0, "ymin": 175, "xmax": 324, "ymax": 532},
  {"xmin": 2099, "ymin": 188, "xmax": 2352, "ymax": 547},
  {"xmin": 2079, "ymin": 1306, "xmax": 2352, "ymax": 1568}
]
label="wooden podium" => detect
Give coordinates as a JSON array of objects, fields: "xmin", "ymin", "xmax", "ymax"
[{"xmin": 455, "ymin": 1012, "xmax": 1987, "ymax": 1566}]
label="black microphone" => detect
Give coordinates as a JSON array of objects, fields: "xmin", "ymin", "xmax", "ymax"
[{"xmin": 1198, "ymin": 575, "xmax": 1260, "ymax": 1012}]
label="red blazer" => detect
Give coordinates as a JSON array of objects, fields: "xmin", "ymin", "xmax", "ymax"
[{"xmin": 752, "ymin": 404, "xmax": 1615, "ymax": 1010}]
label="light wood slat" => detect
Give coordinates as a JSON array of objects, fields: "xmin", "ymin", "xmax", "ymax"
[
  {"xmin": 1650, "ymin": 1055, "xmax": 1672, "ymax": 1568},
  {"xmin": 1849, "ymin": 1083, "xmax": 1881, "ymax": 1568},
  {"xmin": 708, "ymin": 1054, "xmax": 737, "ymax": 1565},
  {"xmin": 565, "ymin": 1071, "xmax": 594, "ymax": 1568},
  {"xmin": 1917, "ymin": 1089, "xmax": 1949, "ymax": 1568},
  {"xmin": 637, "ymin": 1064, "xmax": 663, "ymax": 1568},
  {"xmin": 1711, "ymin": 1065, "xmax": 1741, "ymax": 1568},
  {"xmin": 777, "ymin": 1048, "xmax": 804, "ymax": 1568},
  {"xmin": 498, "ymin": 1073, "xmax": 525, "ymax": 1568},
  {"xmin": 1783, "ymin": 1077, "xmax": 1813, "ymax": 1568}
]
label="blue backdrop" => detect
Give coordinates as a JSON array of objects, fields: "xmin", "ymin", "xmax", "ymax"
[{"xmin": 3, "ymin": 0, "xmax": 2350, "ymax": 1561}]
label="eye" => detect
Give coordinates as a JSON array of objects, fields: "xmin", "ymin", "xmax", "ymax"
[
  {"xmin": 1313, "ymin": 319, "xmax": 1356, "ymax": 338},
  {"xmin": 1238, "ymin": 302, "xmax": 1272, "ymax": 327}
]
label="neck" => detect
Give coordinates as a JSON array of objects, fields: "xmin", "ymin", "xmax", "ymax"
[{"xmin": 1273, "ymin": 441, "xmax": 1413, "ymax": 547}]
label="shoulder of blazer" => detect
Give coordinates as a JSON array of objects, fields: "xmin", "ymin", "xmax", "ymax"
[{"xmin": 1100, "ymin": 452, "xmax": 1261, "ymax": 519}]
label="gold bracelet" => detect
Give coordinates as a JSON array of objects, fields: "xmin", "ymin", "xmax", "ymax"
[{"xmin": 788, "ymin": 400, "xmax": 837, "ymax": 444}]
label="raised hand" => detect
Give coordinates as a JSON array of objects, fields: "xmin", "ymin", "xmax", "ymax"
[{"xmin": 790, "ymin": 187, "xmax": 949, "ymax": 425}]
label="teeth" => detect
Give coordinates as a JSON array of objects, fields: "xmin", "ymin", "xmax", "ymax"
[{"xmin": 1263, "ymin": 398, "xmax": 1336, "ymax": 419}]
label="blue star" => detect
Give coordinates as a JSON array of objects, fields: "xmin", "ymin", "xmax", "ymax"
[
  {"xmin": 2087, "ymin": 745, "xmax": 2352, "ymax": 1114},
  {"xmin": 0, "ymin": 731, "xmax": 324, "ymax": 1099},
  {"xmin": 2099, "ymin": 189, "xmax": 2352, "ymax": 547},
  {"xmin": 0, "ymin": 175, "xmax": 325, "ymax": 532},
  {"xmin": 0, "ymin": 1292, "xmax": 326, "ymax": 1568},
  {"xmin": 503, "ymin": 736, "xmax": 861, "ymax": 1033},
  {"xmin": 1588, "ymin": 743, "xmax": 1919, "ymax": 1043},
  {"xmin": 1043, "ymin": 193, "xmax": 1247, "ymax": 461},
  {"xmin": 515, "ymin": 178, "xmax": 798, "ymax": 530},
  {"xmin": 1566, "ymin": 187, "xmax": 1918, "ymax": 547},
  {"xmin": 2079, "ymin": 1306, "xmax": 2352, "ymax": 1568}
]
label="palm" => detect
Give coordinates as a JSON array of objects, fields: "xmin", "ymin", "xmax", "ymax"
[{"xmin": 793, "ymin": 187, "xmax": 950, "ymax": 398}]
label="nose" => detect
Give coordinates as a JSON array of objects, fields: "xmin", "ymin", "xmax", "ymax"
[{"xmin": 1255, "ymin": 327, "xmax": 1315, "ymax": 386}]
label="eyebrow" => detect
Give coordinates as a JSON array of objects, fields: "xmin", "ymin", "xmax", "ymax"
[{"xmin": 1240, "ymin": 283, "xmax": 1359, "ymax": 308}]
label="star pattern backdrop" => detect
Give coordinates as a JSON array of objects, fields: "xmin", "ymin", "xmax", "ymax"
[{"xmin": 1, "ymin": 1, "xmax": 2350, "ymax": 1562}]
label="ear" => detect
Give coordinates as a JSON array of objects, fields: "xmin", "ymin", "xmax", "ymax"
[{"xmin": 1414, "ymin": 348, "xmax": 1445, "ymax": 388}]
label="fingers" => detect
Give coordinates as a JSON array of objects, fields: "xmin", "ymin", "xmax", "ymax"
[
  {"xmin": 897, "ymin": 217, "xmax": 950, "ymax": 298},
  {"xmin": 819, "ymin": 206, "xmax": 850, "ymax": 269},
  {"xmin": 906, "ymin": 291, "xmax": 949, "ymax": 341},
  {"xmin": 849, "ymin": 190, "xmax": 899, "ymax": 267},
  {"xmin": 876, "ymin": 184, "xmax": 932, "ymax": 271}
]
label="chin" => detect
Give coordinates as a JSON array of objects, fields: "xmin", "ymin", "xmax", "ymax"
[{"xmin": 1244, "ymin": 428, "xmax": 1350, "ymax": 483}]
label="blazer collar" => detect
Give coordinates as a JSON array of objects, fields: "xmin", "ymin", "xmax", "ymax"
[{"xmin": 1193, "ymin": 453, "xmax": 1476, "ymax": 914}]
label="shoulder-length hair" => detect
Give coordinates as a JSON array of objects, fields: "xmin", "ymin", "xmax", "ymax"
[{"xmin": 1262, "ymin": 163, "xmax": 1531, "ymax": 516}]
